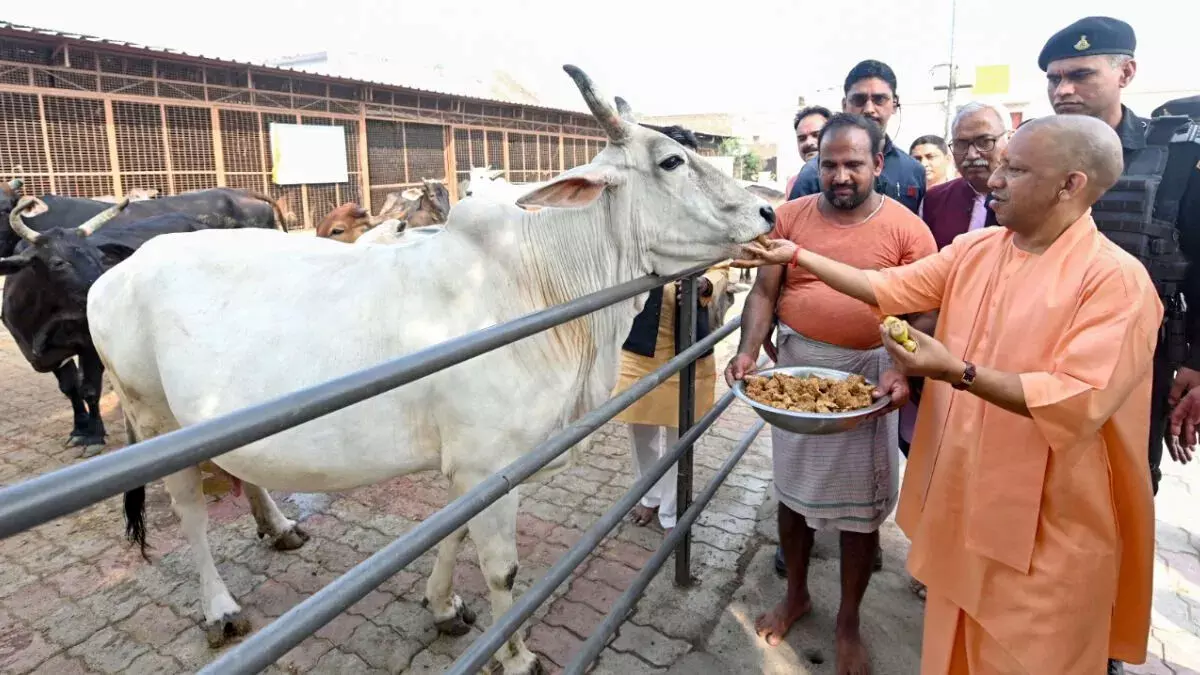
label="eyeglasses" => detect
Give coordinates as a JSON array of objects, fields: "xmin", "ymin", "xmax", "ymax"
[
  {"xmin": 951, "ymin": 135, "xmax": 1003, "ymax": 155},
  {"xmin": 846, "ymin": 93, "xmax": 893, "ymax": 108}
]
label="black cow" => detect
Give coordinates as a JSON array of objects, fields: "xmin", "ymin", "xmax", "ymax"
[
  {"xmin": 0, "ymin": 178, "xmax": 290, "ymax": 258},
  {"xmin": 0, "ymin": 194, "xmax": 277, "ymax": 453}
]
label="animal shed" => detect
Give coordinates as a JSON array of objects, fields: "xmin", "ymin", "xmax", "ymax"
[{"xmin": 0, "ymin": 24, "xmax": 610, "ymax": 228}]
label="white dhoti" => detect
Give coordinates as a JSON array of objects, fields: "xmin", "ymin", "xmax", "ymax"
[{"xmin": 771, "ymin": 325, "xmax": 900, "ymax": 533}]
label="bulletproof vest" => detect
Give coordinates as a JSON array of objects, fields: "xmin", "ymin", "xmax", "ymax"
[{"xmin": 1091, "ymin": 115, "xmax": 1195, "ymax": 299}]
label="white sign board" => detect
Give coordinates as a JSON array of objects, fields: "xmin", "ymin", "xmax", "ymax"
[{"xmin": 269, "ymin": 123, "xmax": 349, "ymax": 185}]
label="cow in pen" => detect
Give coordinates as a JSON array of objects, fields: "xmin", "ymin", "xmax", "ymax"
[{"xmin": 87, "ymin": 64, "xmax": 775, "ymax": 674}]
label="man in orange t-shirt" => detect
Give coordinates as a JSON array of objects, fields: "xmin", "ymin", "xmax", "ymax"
[{"xmin": 725, "ymin": 113, "xmax": 935, "ymax": 673}]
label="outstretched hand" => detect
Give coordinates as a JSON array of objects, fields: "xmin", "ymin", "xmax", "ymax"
[{"xmin": 732, "ymin": 239, "xmax": 798, "ymax": 269}]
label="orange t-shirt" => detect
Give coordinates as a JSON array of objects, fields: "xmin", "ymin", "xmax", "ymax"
[{"xmin": 772, "ymin": 194, "xmax": 936, "ymax": 349}]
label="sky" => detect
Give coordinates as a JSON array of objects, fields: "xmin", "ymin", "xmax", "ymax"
[{"xmin": 6, "ymin": 0, "xmax": 1198, "ymax": 116}]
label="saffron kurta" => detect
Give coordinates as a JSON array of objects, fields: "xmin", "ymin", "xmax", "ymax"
[
  {"xmin": 613, "ymin": 265, "xmax": 730, "ymax": 427},
  {"xmin": 863, "ymin": 213, "xmax": 1161, "ymax": 674}
]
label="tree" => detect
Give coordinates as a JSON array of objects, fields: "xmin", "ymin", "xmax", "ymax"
[{"xmin": 741, "ymin": 151, "xmax": 762, "ymax": 181}]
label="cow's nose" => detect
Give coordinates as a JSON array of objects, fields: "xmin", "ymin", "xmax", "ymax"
[{"xmin": 759, "ymin": 205, "xmax": 776, "ymax": 226}]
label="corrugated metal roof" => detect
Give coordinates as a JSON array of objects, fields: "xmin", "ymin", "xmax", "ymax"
[{"xmin": 0, "ymin": 20, "xmax": 591, "ymax": 116}]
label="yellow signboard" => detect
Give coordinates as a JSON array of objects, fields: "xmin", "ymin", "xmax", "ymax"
[{"xmin": 974, "ymin": 65, "xmax": 1010, "ymax": 96}]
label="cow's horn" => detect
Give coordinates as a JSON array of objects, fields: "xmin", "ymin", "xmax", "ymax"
[
  {"xmin": 77, "ymin": 197, "xmax": 129, "ymax": 237},
  {"xmin": 9, "ymin": 197, "xmax": 41, "ymax": 243},
  {"xmin": 563, "ymin": 65, "xmax": 628, "ymax": 144},
  {"xmin": 614, "ymin": 96, "xmax": 636, "ymax": 123},
  {"xmin": 7, "ymin": 178, "xmax": 22, "ymax": 191}
]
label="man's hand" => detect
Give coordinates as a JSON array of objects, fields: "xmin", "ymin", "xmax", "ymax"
[
  {"xmin": 724, "ymin": 352, "xmax": 758, "ymax": 387},
  {"xmin": 732, "ymin": 239, "xmax": 798, "ymax": 269},
  {"xmin": 878, "ymin": 322, "xmax": 961, "ymax": 382},
  {"xmin": 1169, "ymin": 367, "xmax": 1200, "ymax": 406},
  {"xmin": 865, "ymin": 369, "xmax": 910, "ymax": 420},
  {"xmin": 1169, "ymin": 387, "xmax": 1200, "ymax": 464}
]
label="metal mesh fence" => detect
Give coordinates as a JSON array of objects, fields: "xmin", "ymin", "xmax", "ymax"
[{"xmin": 0, "ymin": 38, "xmax": 607, "ymax": 224}]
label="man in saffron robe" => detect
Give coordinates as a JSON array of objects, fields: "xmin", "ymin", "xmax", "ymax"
[{"xmin": 733, "ymin": 114, "xmax": 1159, "ymax": 673}]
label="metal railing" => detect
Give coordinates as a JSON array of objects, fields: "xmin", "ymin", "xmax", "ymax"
[{"xmin": 0, "ymin": 263, "xmax": 766, "ymax": 674}]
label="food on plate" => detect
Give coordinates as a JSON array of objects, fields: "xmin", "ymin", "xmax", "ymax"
[
  {"xmin": 742, "ymin": 372, "xmax": 875, "ymax": 414},
  {"xmin": 883, "ymin": 316, "xmax": 918, "ymax": 353}
]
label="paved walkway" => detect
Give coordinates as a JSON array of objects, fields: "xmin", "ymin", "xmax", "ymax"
[{"xmin": 0, "ymin": 284, "xmax": 1198, "ymax": 674}]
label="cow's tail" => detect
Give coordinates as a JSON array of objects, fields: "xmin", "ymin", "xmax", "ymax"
[
  {"xmin": 122, "ymin": 411, "xmax": 149, "ymax": 561},
  {"xmin": 245, "ymin": 191, "xmax": 295, "ymax": 231},
  {"xmin": 124, "ymin": 486, "xmax": 149, "ymax": 561}
]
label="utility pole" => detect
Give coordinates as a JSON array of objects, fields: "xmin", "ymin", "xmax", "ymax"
[{"xmin": 932, "ymin": 0, "xmax": 971, "ymax": 139}]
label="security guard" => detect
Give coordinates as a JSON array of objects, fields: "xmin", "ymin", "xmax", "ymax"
[
  {"xmin": 1041, "ymin": 17, "xmax": 1200, "ymax": 504},
  {"xmin": 1042, "ymin": 19, "xmax": 1200, "ymax": 673}
]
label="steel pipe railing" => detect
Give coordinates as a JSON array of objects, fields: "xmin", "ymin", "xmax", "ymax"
[
  {"xmin": 0, "ymin": 261, "xmax": 716, "ymax": 540},
  {"xmin": 565, "ymin": 419, "xmax": 766, "ymax": 673},
  {"xmin": 198, "ymin": 314, "xmax": 742, "ymax": 675},
  {"xmin": 447, "ymin": 383, "xmax": 740, "ymax": 674}
]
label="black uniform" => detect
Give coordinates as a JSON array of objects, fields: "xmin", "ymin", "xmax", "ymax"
[
  {"xmin": 1040, "ymin": 16, "xmax": 1200, "ymax": 495},
  {"xmin": 1099, "ymin": 107, "xmax": 1200, "ymax": 494}
]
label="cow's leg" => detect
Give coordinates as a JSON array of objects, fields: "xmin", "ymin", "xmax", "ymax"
[
  {"xmin": 423, "ymin": 473, "xmax": 476, "ymax": 636},
  {"xmin": 466, "ymin": 486, "xmax": 542, "ymax": 675},
  {"xmin": 165, "ymin": 465, "xmax": 250, "ymax": 647},
  {"xmin": 76, "ymin": 348, "xmax": 107, "ymax": 454},
  {"xmin": 243, "ymin": 483, "xmax": 309, "ymax": 551},
  {"xmin": 423, "ymin": 524, "xmax": 474, "ymax": 635},
  {"xmin": 53, "ymin": 360, "xmax": 90, "ymax": 448}
]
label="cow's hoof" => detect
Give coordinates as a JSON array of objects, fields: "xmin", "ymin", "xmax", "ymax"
[
  {"xmin": 271, "ymin": 526, "xmax": 309, "ymax": 551},
  {"xmin": 79, "ymin": 444, "xmax": 105, "ymax": 459},
  {"xmin": 204, "ymin": 611, "xmax": 252, "ymax": 648},
  {"xmin": 427, "ymin": 596, "xmax": 477, "ymax": 636}
]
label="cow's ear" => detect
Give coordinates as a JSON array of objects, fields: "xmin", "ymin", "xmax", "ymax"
[
  {"xmin": 516, "ymin": 166, "xmax": 622, "ymax": 209},
  {"xmin": 0, "ymin": 252, "xmax": 33, "ymax": 275}
]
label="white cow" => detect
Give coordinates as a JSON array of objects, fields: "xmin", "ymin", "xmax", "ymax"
[
  {"xmin": 87, "ymin": 65, "xmax": 774, "ymax": 674},
  {"xmin": 463, "ymin": 166, "xmax": 547, "ymax": 204}
]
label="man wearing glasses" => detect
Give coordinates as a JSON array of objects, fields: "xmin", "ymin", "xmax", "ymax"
[
  {"xmin": 787, "ymin": 59, "xmax": 927, "ymax": 216},
  {"xmin": 920, "ymin": 102, "xmax": 1012, "ymax": 250}
]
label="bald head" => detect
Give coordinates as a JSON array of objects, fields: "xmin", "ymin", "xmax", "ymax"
[{"xmin": 1015, "ymin": 115, "xmax": 1124, "ymax": 196}]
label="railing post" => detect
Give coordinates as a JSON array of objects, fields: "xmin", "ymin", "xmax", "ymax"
[{"xmin": 675, "ymin": 274, "xmax": 698, "ymax": 586}]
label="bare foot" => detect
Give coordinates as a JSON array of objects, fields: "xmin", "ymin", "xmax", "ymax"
[
  {"xmin": 908, "ymin": 578, "xmax": 927, "ymax": 601},
  {"xmin": 630, "ymin": 505, "xmax": 657, "ymax": 526},
  {"xmin": 754, "ymin": 597, "xmax": 812, "ymax": 646},
  {"xmin": 836, "ymin": 624, "xmax": 871, "ymax": 675}
]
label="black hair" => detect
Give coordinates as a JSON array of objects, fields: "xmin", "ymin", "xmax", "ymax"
[
  {"xmin": 909, "ymin": 134, "xmax": 949, "ymax": 154},
  {"xmin": 793, "ymin": 105, "xmax": 833, "ymax": 130},
  {"xmin": 818, "ymin": 113, "xmax": 886, "ymax": 158},
  {"xmin": 844, "ymin": 59, "xmax": 898, "ymax": 95},
  {"xmin": 657, "ymin": 125, "xmax": 699, "ymax": 151}
]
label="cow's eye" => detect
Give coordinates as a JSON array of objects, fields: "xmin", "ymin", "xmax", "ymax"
[
  {"xmin": 331, "ymin": 228, "xmax": 345, "ymax": 236},
  {"xmin": 658, "ymin": 155, "xmax": 685, "ymax": 171}
]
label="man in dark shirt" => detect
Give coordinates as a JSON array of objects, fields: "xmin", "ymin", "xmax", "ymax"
[{"xmin": 787, "ymin": 60, "xmax": 926, "ymax": 214}]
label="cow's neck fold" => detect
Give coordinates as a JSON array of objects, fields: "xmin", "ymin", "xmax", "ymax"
[{"xmin": 515, "ymin": 190, "xmax": 646, "ymax": 410}]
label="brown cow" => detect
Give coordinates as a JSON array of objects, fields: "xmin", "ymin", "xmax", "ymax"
[{"xmin": 316, "ymin": 179, "xmax": 450, "ymax": 243}]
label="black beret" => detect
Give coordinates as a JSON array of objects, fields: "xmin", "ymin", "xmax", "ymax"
[{"xmin": 1038, "ymin": 16, "xmax": 1136, "ymax": 71}]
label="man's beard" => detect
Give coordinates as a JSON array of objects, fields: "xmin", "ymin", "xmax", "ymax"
[{"xmin": 823, "ymin": 184, "xmax": 870, "ymax": 210}]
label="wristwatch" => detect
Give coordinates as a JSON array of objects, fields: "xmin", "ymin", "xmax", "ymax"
[{"xmin": 952, "ymin": 361, "xmax": 977, "ymax": 391}]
